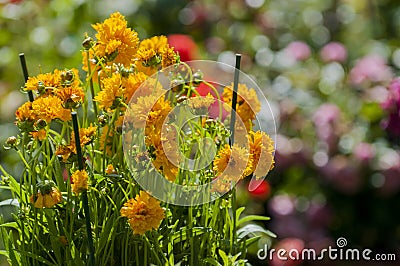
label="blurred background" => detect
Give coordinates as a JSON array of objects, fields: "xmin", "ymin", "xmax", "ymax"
[{"xmin": 1, "ymin": 0, "xmax": 400, "ymax": 265}]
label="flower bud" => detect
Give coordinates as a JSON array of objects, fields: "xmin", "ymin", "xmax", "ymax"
[
  {"xmin": 5, "ymin": 136, "xmax": 19, "ymax": 149},
  {"xmin": 82, "ymin": 36, "xmax": 94, "ymax": 50}
]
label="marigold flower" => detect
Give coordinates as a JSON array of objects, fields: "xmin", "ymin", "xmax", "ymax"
[
  {"xmin": 122, "ymin": 72, "xmax": 148, "ymax": 103},
  {"xmin": 213, "ymin": 144, "xmax": 252, "ymax": 180},
  {"xmin": 120, "ymin": 191, "xmax": 165, "ymax": 235},
  {"xmin": 15, "ymin": 102, "xmax": 34, "ymax": 122},
  {"xmin": 31, "ymin": 95, "xmax": 71, "ymax": 122},
  {"xmin": 30, "ymin": 181, "xmax": 62, "ymax": 208},
  {"xmin": 135, "ymin": 35, "xmax": 178, "ymax": 75},
  {"xmin": 247, "ymin": 131, "xmax": 275, "ymax": 178},
  {"xmin": 161, "ymin": 47, "xmax": 178, "ymax": 68},
  {"xmin": 56, "ymin": 125, "xmax": 97, "ymax": 161},
  {"xmin": 71, "ymin": 169, "xmax": 89, "ymax": 194},
  {"xmin": 188, "ymin": 93, "xmax": 215, "ymax": 109},
  {"xmin": 24, "ymin": 70, "xmax": 61, "ymax": 94},
  {"xmin": 223, "ymin": 83, "xmax": 261, "ymax": 130},
  {"xmin": 95, "ymin": 73, "xmax": 123, "ymax": 110},
  {"xmin": 129, "ymin": 94, "xmax": 171, "ymax": 129},
  {"xmin": 55, "ymin": 86, "xmax": 85, "ymax": 109},
  {"xmin": 91, "ymin": 12, "xmax": 139, "ymax": 66},
  {"xmin": 145, "ymin": 126, "xmax": 180, "ymax": 181}
]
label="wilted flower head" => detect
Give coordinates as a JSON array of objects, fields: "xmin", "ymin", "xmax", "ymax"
[
  {"xmin": 30, "ymin": 181, "xmax": 62, "ymax": 208},
  {"xmin": 320, "ymin": 42, "xmax": 347, "ymax": 63}
]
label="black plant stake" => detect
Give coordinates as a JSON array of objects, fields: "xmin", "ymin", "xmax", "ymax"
[
  {"xmin": 72, "ymin": 112, "xmax": 95, "ymax": 266},
  {"xmin": 19, "ymin": 53, "xmax": 34, "ymax": 102}
]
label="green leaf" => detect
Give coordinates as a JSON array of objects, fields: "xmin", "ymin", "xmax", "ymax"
[
  {"xmin": 244, "ymin": 235, "xmax": 261, "ymax": 248},
  {"xmin": 237, "ymin": 224, "xmax": 276, "ymax": 239},
  {"xmin": 0, "ymin": 222, "xmax": 18, "ymax": 230},
  {"xmin": 218, "ymin": 249, "xmax": 229, "ymax": 265},
  {"xmin": 170, "ymin": 227, "xmax": 211, "ymax": 244},
  {"xmin": 237, "ymin": 215, "xmax": 270, "ymax": 227},
  {"xmin": 203, "ymin": 257, "xmax": 221, "ymax": 266},
  {"xmin": 0, "ymin": 250, "xmax": 9, "ymax": 258},
  {"xmin": 235, "ymin": 207, "xmax": 245, "ymax": 224}
]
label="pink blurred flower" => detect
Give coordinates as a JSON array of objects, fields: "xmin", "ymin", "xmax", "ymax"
[
  {"xmin": 349, "ymin": 55, "xmax": 392, "ymax": 86},
  {"xmin": 270, "ymin": 238, "xmax": 305, "ymax": 266},
  {"xmin": 320, "ymin": 42, "xmax": 347, "ymax": 63},
  {"xmin": 353, "ymin": 142, "xmax": 375, "ymax": 162},
  {"xmin": 312, "ymin": 104, "xmax": 341, "ymax": 153},
  {"xmin": 320, "ymin": 155, "xmax": 362, "ymax": 194},
  {"xmin": 284, "ymin": 41, "xmax": 311, "ymax": 61},
  {"xmin": 381, "ymin": 78, "xmax": 400, "ymax": 136},
  {"xmin": 168, "ymin": 34, "xmax": 198, "ymax": 62}
]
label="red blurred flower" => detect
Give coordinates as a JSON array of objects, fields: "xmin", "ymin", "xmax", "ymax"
[
  {"xmin": 248, "ymin": 179, "xmax": 271, "ymax": 200},
  {"xmin": 168, "ymin": 34, "xmax": 198, "ymax": 62}
]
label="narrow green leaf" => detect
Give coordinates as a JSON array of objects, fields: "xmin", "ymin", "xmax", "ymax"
[
  {"xmin": 203, "ymin": 257, "xmax": 221, "ymax": 266},
  {"xmin": 237, "ymin": 215, "xmax": 270, "ymax": 227},
  {"xmin": 0, "ymin": 222, "xmax": 18, "ymax": 230}
]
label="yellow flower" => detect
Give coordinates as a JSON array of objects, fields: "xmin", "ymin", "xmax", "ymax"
[
  {"xmin": 122, "ymin": 72, "xmax": 148, "ymax": 104},
  {"xmin": 91, "ymin": 12, "xmax": 139, "ymax": 66},
  {"xmin": 211, "ymin": 175, "xmax": 233, "ymax": 194},
  {"xmin": 31, "ymin": 95, "xmax": 71, "ymax": 122},
  {"xmin": 145, "ymin": 127, "xmax": 180, "ymax": 181},
  {"xmin": 213, "ymin": 144, "xmax": 252, "ymax": 180},
  {"xmin": 161, "ymin": 47, "xmax": 178, "ymax": 68},
  {"xmin": 247, "ymin": 131, "xmax": 275, "ymax": 178},
  {"xmin": 72, "ymin": 125, "xmax": 97, "ymax": 147},
  {"xmin": 135, "ymin": 35, "xmax": 178, "ymax": 75},
  {"xmin": 99, "ymin": 125, "xmax": 114, "ymax": 156},
  {"xmin": 105, "ymin": 164, "xmax": 116, "ymax": 174},
  {"xmin": 223, "ymin": 83, "xmax": 261, "ymax": 130},
  {"xmin": 24, "ymin": 70, "xmax": 61, "ymax": 94},
  {"xmin": 188, "ymin": 93, "xmax": 215, "ymax": 109},
  {"xmin": 30, "ymin": 182, "xmax": 62, "ymax": 208},
  {"xmin": 15, "ymin": 102, "xmax": 35, "ymax": 122},
  {"xmin": 30, "ymin": 129, "xmax": 47, "ymax": 141},
  {"xmin": 94, "ymin": 73, "xmax": 123, "ymax": 110},
  {"xmin": 55, "ymin": 86, "xmax": 85, "ymax": 109},
  {"xmin": 57, "ymin": 125, "xmax": 97, "ymax": 161},
  {"xmin": 71, "ymin": 169, "xmax": 88, "ymax": 194},
  {"xmin": 55, "ymin": 145, "xmax": 74, "ymax": 162},
  {"xmin": 120, "ymin": 191, "xmax": 165, "ymax": 235},
  {"xmin": 129, "ymin": 94, "xmax": 171, "ymax": 129}
]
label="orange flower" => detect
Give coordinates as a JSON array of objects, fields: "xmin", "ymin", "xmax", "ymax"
[
  {"xmin": 120, "ymin": 191, "xmax": 165, "ymax": 235},
  {"xmin": 71, "ymin": 170, "xmax": 89, "ymax": 194},
  {"xmin": 31, "ymin": 95, "xmax": 71, "ymax": 122},
  {"xmin": 247, "ymin": 131, "xmax": 275, "ymax": 178},
  {"xmin": 91, "ymin": 12, "xmax": 139, "ymax": 67},
  {"xmin": 213, "ymin": 144, "xmax": 252, "ymax": 180},
  {"xmin": 94, "ymin": 73, "xmax": 123, "ymax": 110},
  {"xmin": 223, "ymin": 83, "xmax": 261, "ymax": 130}
]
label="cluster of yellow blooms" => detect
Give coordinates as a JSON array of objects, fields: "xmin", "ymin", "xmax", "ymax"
[
  {"xmin": 15, "ymin": 11, "xmax": 275, "ymax": 236},
  {"xmin": 15, "ymin": 68, "xmax": 84, "ymax": 140}
]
